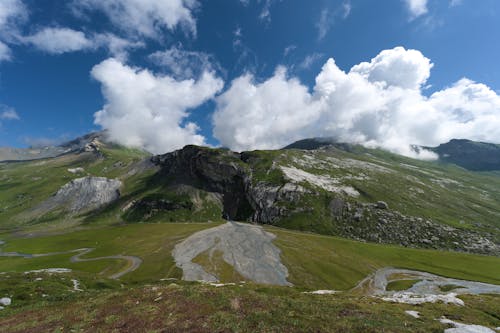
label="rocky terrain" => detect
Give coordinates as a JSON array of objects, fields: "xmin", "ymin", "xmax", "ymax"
[
  {"xmin": 150, "ymin": 144, "xmax": 500, "ymax": 255},
  {"xmin": 172, "ymin": 221, "xmax": 291, "ymax": 285},
  {"xmin": 35, "ymin": 176, "xmax": 122, "ymax": 215},
  {"xmin": 0, "ymin": 132, "xmax": 105, "ymax": 162}
]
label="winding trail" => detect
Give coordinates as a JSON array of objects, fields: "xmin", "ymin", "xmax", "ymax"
[{"xmin": 0, "ymin": 244, "xmax": 142, "ymax": 279}]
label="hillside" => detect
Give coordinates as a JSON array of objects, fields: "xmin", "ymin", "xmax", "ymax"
[{"xmin": 1, "ymin": 135, "xmax": 500, "ymax": 332}]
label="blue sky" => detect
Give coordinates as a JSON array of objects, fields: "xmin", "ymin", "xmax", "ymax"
[{"xmin": 0, "ymin": 0, "xmax": 500, "ymax": 157}]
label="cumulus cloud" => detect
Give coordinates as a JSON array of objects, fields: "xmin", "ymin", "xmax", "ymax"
[
  {"xmin": 149, "ymin": 45, "xmax": 221, "ymax": 79},
  {"xmin": 72, "ymin": 0, "xmax": 198, "ymax": 38},
  {"xmin": 213, "ymin": 46, "xmax": 500, "ymax": 159},
  {"xmin": 214, "ymin": 67, "xmax": 321, "ymax": 152},
  {"xmin": 91, "ymin": 58, "xmax": 224, "ymax": 154},
  {"xmin": 403, "ymin": 0, "xmax": 428, "ymax": 19},
  {"xmin": 350, "ymin": 47, "xmax": 432, "ymax": 90}
]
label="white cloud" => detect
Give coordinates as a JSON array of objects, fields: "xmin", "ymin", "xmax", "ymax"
[
  {"xmin": 72, "ymin": 0, "xmax": 198, "ymax": 39},
  {"xmin": 316, "ymin": 8, "xmax": 330, "ymax": 41},
  {"xmin": 449, "ymin": 0, "xmax": 462, "ymax": 7},
  {"xmin": 299, "ymin": 53, "xmax": 324, "ymax": 70},
  {"xmin": 0, "ymin": 41, "xmax": 11, "ymax": 62},
  {"xmin": 350, "ymin": 47, "xmax": 432, "ymax": 89},
  {"xmin": 23, "ymin": 28, "xmax": 94, "ymax": 54},
  {"xmin": 213, "ymin": 67, "xmax": 321, "ymax": 152},
  {"xmin": 403, "ymin": 0, "xmax": 428, "ymax": 19},
  {"xmin": 283, "ymin": 45, "xmax": 296, "ymax": 57},
  {"xmin": 149, "ymin": 45, "xmax": 220, "ymax": 79},
  {"xmin": 341, "ymin": 1, "xmax": 352, "ymax": 19},
  {"xmin": 0, "ymin": 0, "xmax": 28, "ymax": 36},
  {"xmin": 213, "ymin": 46, "xmax": 500, "ymax": 159},
  {"xmin": 0, "ymin": 107, "xmax": 20, "ymax": 120},
  {"xmin": 316, "ymin": 2, "xmax": 352, "ymax": 41},
  {"xmin": 93, "ymin": 33, "xmax": 144, "ymax": 60},
  {"xmin": 22, "ymin": 28, "xmax": 143, "ymax": 58},
  {"xmin": 0, "ymin": 0, "xmax": 28, "ymax": 60},
  {"xmin": 92, "ymin": 58, "xmax": 224, "ymax": 154}
]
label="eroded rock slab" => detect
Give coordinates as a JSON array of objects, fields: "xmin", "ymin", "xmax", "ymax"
[
  {"xmin": 39, "ymin": 176, "xmax": 121, "ymax": 214},
  {"xmin": 172, "ymin": 222, "xmax": 291, "ymax": 286}
]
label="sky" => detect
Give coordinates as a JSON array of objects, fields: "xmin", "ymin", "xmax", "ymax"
[{"xmin": 0, "ymin": 0, "xmax": 500, "ymax": 158}]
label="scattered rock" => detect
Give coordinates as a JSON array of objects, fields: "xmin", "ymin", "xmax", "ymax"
[
  {"xmin": 405, "ymin": 310, "xmax": 420, "ymax": 318},
  {"xmin": 172, "ymin": 222, "xmax": 291, "ymax": 286},
  {"xmin": 376, "ymin": 201, "xmax": 389, "ymax": 209},
  {"xmin": 303, "ymin": 290, "xmax": 337, "ymax": 295},
  {"xmin": 439, "ymin": 317, "xmax": 496, "ymax": 333},
  {"xmin": 382, "ymin": 292, "xmax": 464, "ymax": 306},
  {"xmin": 67, "ymin": 167, "xmax": 85, "ymax": 174},
  {"xmin": 0, "ymin": 297, "xmax": 11, "ymax": 307}
]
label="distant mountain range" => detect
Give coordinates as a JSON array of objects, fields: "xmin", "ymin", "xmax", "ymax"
[
  {"xmin": 2, "ymin": 133, "xmax": 500, "ymax": 172},
  {"xmin": 285, "ymin": 137, "xmax": 500, "ymax": 172}
]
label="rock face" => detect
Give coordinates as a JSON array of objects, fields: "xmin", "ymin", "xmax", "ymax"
[
  {"xmin": 43, "ymin": 176, "xmax": 121, "ymax": 214},
  {"xmin": 151, "ymin": 146, "xmax": 307, "ymax": 223},
  {"xmin": 152, "ymin": 145, "xmax": 499, "ymax": 255}
]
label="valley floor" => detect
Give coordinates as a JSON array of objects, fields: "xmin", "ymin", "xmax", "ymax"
[{"xmin": 0, "ymin": 222, "xmax": 499, "ymax": 332}]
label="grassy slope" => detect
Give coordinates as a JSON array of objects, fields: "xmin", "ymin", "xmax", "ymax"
[
  {"xmin": 270, "ymin": 146, "xmax": 500, "ymax": 236},
  {"xmin": 271, "ymin": 227, "xmax": 500, "ymax": 290},
  {"xmin": 1, "ymin": 223, "xmax": 499, "ymax": 289},
  {"xmin": 0, "ymin": 223, "xmax": 218, "ymax": 283},
  {"xmin": 0, "ymin": 145, "xmax": 149, "ymax": 230},
  {"xmin": 0, "ymin": 278, "xmax": 498, "ymax": 333}
]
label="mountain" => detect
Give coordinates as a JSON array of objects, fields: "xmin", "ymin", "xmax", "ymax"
[
  {"xmin": 0, "ymin": 132, "xmax": 106, "ymax": 162},
  {"xmin": 429, "ymin": 139, "xmax": 500, "ymax": 171},
  {"xmin": 1, "ymin": 134, "xmax": 500, "ymax": 332}
]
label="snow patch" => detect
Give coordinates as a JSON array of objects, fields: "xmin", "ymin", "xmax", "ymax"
[
  {"xmin": 382, "ymin": 292, "xmax": 464, "ymax": 306},
  {"xmin": 440, "ymin": 317, "xmax": 496, "ymax": 333}
]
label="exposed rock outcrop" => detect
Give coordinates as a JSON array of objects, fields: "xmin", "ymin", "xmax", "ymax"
[
  {"xmin": 37, "ymin": 176, "xmax": 122, "ymax": 215},
  {"xmin": 151, "ymin": 145, "xmax": 499, "ymax": 255}
]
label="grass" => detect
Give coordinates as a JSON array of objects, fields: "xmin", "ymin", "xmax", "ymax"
[
  {"xmin": 0, "ymin": 279, "xmax": 498, "ymax": 332},
  {"xmin": 192, "ymin": 249, "xmax": 246, "ymax": 283},
  {"xmin": 0, "ymin": 223, "xmax": 219, "ymax": 283},
  {"xmin": 439, "ymin": 284, "xmax": 465, "ymax": 292},
  {"xmin": 269, "ymin": 226, "xmax": 500, "ymax": 290},
  {"xmin": 1, "ymin": 222, "xmax": 499, "ymax": 291},
  {"xmin": 386, "ymin": 280, "xmax": 421, "ymax": 291}
]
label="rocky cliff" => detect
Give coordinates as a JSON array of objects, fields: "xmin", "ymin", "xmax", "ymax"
[
  {"xmin": 35, "ymin": 176, "xmax": 122, "ymax": 215},
  {"xmin": 151, "ymin": 145, "xmax": 499, "ymax": 255}
]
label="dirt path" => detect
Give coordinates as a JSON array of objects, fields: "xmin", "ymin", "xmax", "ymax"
[
  {"xmin": 0, "ymin": 244, "xmax": 142, "ymax": 279},
  {"xmin": 172, "ymin": 221, "xmax": 291, "ymax": 286}
]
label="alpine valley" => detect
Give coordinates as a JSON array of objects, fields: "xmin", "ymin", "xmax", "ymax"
[{"xmin": 0, "ymin": 132, "xmax": 499, "ymax": 332}]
